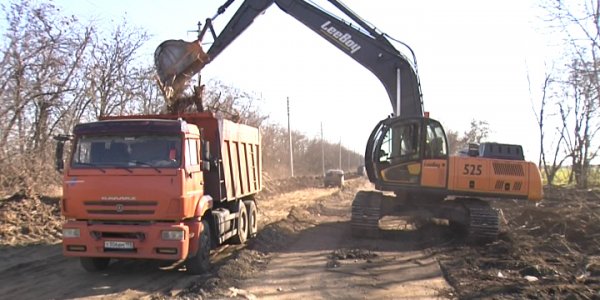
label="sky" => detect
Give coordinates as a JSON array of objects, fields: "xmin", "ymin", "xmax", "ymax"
[{"xmin": 53, "ymin": 0, "xmax": 549, "ymax": 160}]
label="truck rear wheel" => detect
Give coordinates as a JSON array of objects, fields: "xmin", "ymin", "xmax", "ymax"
[
  {"xmin": 244, "ymin": 199, "xmax": 258, "ymax": 238},
  {"xmin": 80, "ymin": 257, "xmax": 110, "ymax": 272},
  {"xmin": 231, "ymin": 201, "xmax": 248, "ymax": 244},
  {"xmin": 186, "ymin": 219, "xmax": 211, "ymax": 274}
]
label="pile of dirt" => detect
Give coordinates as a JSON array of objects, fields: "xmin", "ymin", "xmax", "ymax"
[
  {"xmin": 437, "ymin": 186, "xmax": 600, "ymax": 299},
  {"xmin": 258, "ymin": 174, "xmax": 324, "ymax": 199},
  {"xmin": 259, "ymin": 173, "xmax": 362, "ymax": 199},
  {"xmin": 0, "ymin": 194, "xmax": 62, "ymax": 247}
]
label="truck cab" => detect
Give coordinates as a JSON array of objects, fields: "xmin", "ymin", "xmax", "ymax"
[{"xmin": 58, "ymin": 113, "xmax": 261, "ymax": 273}]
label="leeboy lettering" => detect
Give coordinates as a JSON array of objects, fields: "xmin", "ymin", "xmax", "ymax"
[{"xmin": 320, "ymin": 21, "xmax": 362, "ymax": 54}]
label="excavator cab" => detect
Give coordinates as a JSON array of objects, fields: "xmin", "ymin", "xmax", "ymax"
[{"xmin": 365, "ymin": 116, "xmax": 449, "ymax": 192}]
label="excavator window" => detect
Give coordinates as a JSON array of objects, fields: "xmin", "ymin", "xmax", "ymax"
[
  {"xmin": 374, "ymin": 119, "xmax": 422, "ymax": 184},
  {"xmin": 424, "ymin": 121, "xmax": 448, "ymax": 159},
  {"xmin": 378, "ymin": 121, "xmax": 421, "ymax": 163}
]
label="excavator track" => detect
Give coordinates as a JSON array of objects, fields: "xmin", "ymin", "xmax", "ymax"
[
  {"xmin": 350, "ymin": 191, "xmax": 382, "ymax": 239},
  {"xmin": 460, "ymin": 199, "xmax": 500, "ymax": 243}
]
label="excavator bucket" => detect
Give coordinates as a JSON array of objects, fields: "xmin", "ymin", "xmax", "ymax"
[{"xmin": 154, "ymin": 39, "xmax": 210, "ymax": 101}]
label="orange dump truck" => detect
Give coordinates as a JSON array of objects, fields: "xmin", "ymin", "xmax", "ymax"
[{"xmin": 56, "ymin": 112, "xmax": 261, "ymax": 274}]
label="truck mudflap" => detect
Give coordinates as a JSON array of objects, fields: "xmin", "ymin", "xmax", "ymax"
[{"xmin": 62, "ymin": 221, "xmax": 197, "ymax": 261}]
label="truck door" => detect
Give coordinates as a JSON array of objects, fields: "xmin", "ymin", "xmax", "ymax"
[{"xmin": 185, "ymin": 138, "xmax": 204, "ymax": 200}]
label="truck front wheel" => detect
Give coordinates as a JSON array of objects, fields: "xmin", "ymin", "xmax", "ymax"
[
  {"xmin": 80, "ymin": 257, "xmax": 110, "ymax": 272},
  {"xmin": 231, "ymin": 201, "xmax": 248, "ymax": 244},
  {"xmin": 186, "ymin": 219, "xmax": 211, "ymax": 274}
]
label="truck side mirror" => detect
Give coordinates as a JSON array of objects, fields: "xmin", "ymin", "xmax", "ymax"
[
  {"xmin": 202, "ymin": 140, "xmax": 211, "ymax": 160},
  {"xmin": 201, "ymin": 140, "xmax": 211, "ymax": 171},
  {"xmin": 202, "ymin": 160, "xmax": 211, "ymax": 172},
  {"xmin": 54, "ymin": 135, "xmax": 72, "ymax": 173},
  {"xmin": 56, "ymin": 141, "xmax": 65, "ymax": 172}
]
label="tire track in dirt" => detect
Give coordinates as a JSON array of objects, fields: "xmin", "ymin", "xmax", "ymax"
[
  {"xmin": 237, "ymin": 179, "xmax": 451, "ymax": 299},
  {"xmin": 0, "ymin": 248, "xmax": 189, "ymax": 299},
  {"xmin": 183, "ymin": 178, "xmax": 452, "ymax": 299}
]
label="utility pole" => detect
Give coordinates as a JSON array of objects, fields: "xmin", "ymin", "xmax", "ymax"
[
  {"xmin": 321, "ymin": 122, "xmax": 325, "ymax": 175},
  {"xmin": 338, "ymin": 138, "xmax": 342, "ymax": 170},
  {"xmin": 287, "ymin": 97, "xmax": 294, "ymax": 177},
  {"xmin": 347, "ymin": 147, "xmax": 350, "ymax": 170}
]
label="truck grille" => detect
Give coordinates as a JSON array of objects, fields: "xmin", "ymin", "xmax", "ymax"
[
  {"xmin": 492, "ymin": 162, "xmax": 525, "ymax": 177},
  {"xmin": 84, "ymin": 200, "xmax": 157, "ymax": 215}
]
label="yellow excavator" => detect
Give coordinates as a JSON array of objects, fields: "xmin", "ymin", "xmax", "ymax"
[{"xmin": 154, "ymin": 0, "xmax": 543, "ymax": 242}]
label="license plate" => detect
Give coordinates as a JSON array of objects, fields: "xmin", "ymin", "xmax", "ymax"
[{"xmin": 104, "ymin": 241, "xmax": 134, "ymax": 249}]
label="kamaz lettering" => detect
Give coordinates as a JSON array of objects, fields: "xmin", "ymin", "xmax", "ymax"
[
  {"xmin": 320, "ymin": 21, "xmax": 361, "ymax": 54},
  {"xmin": 101, "ymin": 196, "xmax": 136, "ymax": 201}
]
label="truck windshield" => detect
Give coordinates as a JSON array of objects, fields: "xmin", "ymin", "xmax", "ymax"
[{"xmin": 71, "ymin": 134, "xmax": 182, "ymax": 169}]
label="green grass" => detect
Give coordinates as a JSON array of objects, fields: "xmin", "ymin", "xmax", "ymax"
[{"xmin": 542, "ymin": 166, "xmax": 600, "ymax": 187}]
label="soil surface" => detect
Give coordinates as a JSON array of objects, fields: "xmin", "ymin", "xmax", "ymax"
[
  {"xmin": 1, "ymin": 178, "xmax": 599, "ymax": 299},
  {"xmin": 437, "ymin": 186, "xmax": 600, "ymax": 299}
]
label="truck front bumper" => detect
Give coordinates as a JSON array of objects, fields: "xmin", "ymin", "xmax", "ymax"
[{"xmin": 62, "ymin": 221, "xmax": 195, "ymax": 261}]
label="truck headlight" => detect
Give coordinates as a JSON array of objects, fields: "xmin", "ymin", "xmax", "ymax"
[
  {"xmin": 161, "ymin": 230, "xmax": 185, "ymax": 240},
  {"xmin": 63, "ymin": 228, "xmax": 80, "ymax": 238}
]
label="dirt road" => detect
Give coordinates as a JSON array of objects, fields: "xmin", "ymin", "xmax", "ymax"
[
  {"xmin": 238, "ymin": 185, "xmax": 449, "ymax": 299},
  {"xmin": 4, "ymin": 177, "xmax": 598, "ymax": 299},
  {"xmin": 0, "ymin": 178, "xmax": 451, "ymax": 299}
]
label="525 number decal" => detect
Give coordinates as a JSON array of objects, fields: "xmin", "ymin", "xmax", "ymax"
[{"xmin": 463, "ymin": 164, "xmax": 482, "ymax": 176}]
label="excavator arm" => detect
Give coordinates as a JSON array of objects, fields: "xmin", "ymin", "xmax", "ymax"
[
  {"xmin": 157, "ymin": 0, "xmax": 424, "ymax": 118},
  {"xmin": 208, "ymin": 0, "xmax": 423, "ymax": 117}
]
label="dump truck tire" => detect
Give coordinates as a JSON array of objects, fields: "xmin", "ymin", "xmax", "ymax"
[
  {"xmin": 231, "ymin": 201, "xmax": 248, "ymax": 244},
  {"xmin": 244, "ymin": 200, "xmax": 258, "ymax": 238},
  {"xmin": 186, "ymin": 219, "xmax": 211, "ymax": 274},
  {"xmin": 80, "ymin": 257, "xmax": 110, "ymax": 272}
]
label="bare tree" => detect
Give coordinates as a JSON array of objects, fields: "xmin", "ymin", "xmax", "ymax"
[
  {"xmin": 541, "ymin": 0, "xmax": 600, "ymax": 187},
  {"xmin": 528, "ymin": 67, "xmax": 572, "ymax": 185},
  {"xmin": 445, "ymin": 129, "xmax": 461, "ymax": 155},
  {"xmin": 130, "ymin": 66, "xmax": 164, "ymax": 115},
  {"xmin": 560, "ymin": 60, "xmax": 600, "ymax": 187},
  {"xmin": 84, "ymin": 20, "xmax": 149, "ymax": 118},
  {"xmin": 201, "ymin": 80, "xmax": 268, "ymax": 127},
  {"xmin": 260, "ymin": 124, "xmax": 289, "ymax": 178},
  {"xmin": 0, "ymin": 0, "xmax": 92, "ymax": 195}
]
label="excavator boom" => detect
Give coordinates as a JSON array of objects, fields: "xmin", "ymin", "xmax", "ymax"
[{"xmin": 156, "ymin": 0, "xmax": 424, "ymax": 118}]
